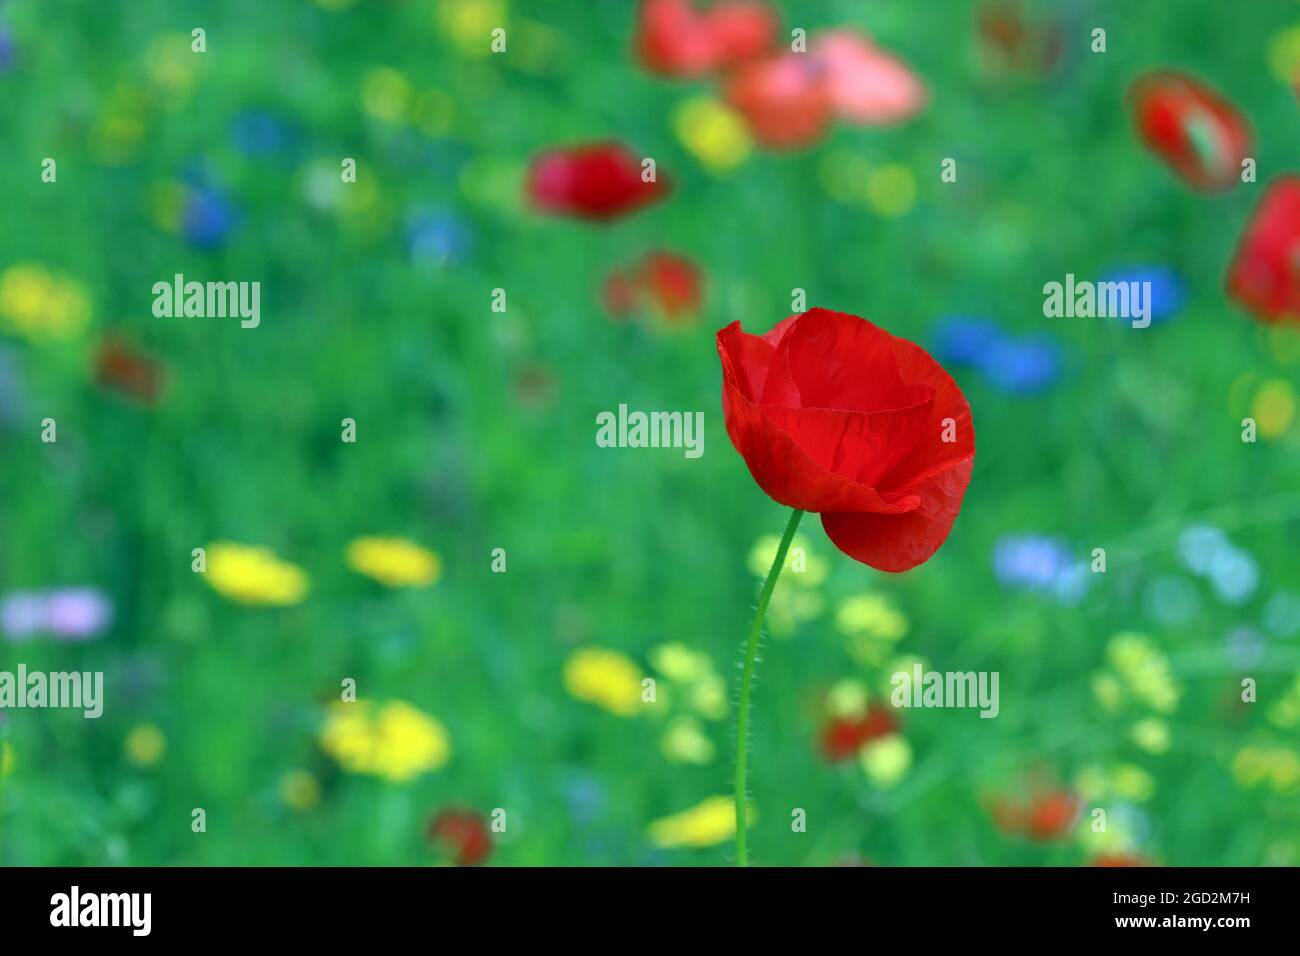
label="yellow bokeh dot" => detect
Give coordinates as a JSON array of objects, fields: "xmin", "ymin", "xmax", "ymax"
[
  {"xmin": 860, "ymin": 733, "xmax": 912, "ymax": 788},
  {"xmin": 673, "ymin": 96, "xmax": 752, "ymax": 174},
  {"xmin": 436, "ymin": 0, "xmax": 506, "ymax": 58},
  {"xmin": 1131, "ymin": 718, "xmax": 1171, "ymax": 755},
  {"xmin": 1268, "ymin": 26, "xmax": 1300, "ymax": 83},
  {"xmin": 124, "ymin": 724, "xmax": 167, "ymax": 768},
  {"xmin": 361, "ymin": 66, "xmax": 412, "ymax": 124},
  {"xmin": 1251, "ymin": 379, "xmax": 1296, "ymax": 439},
  {"xmin": 864, "ymin": 164, "xmax": 916, "ymax": 217}
]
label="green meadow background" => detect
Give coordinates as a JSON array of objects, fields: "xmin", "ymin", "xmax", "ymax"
[{"xmin": 1, "ymin": 0, "xmax": 1299, "ymax": 865}]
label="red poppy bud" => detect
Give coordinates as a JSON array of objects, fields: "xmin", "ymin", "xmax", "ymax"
[
  {"xmin": 527, "ymin": 142, "xmax": 669, "ymax": 222},
  {"xmin": 1128, "ymin": 71, "xmax": 1252, "ymax": 193}
]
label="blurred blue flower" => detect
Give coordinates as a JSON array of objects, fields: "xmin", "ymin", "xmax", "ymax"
[
  {"xmin": 980, "ymin": 335, "xmax": 1061, "ymax": 394},
  {"xmin": 1177, "ymin": 524, "xmax": 1231, "ymax": 575},
  {"xmin": 0, "ymin": 26, "xmax": 14, "ymax": 72},
  {"xmin": 407, "ymin": 210, "xmax": 471, "ymax": 266},
  {"xmin": 1100, "ymin": 265, "xmax": 1185, "ymax": 325},
  {"xmin": 1, "ymin": 588, "xmax": 112, "ymax": 641},
  {"xmin": 993, "ymin": 534, "xmax": 1087, "ymax": 603},
  {"xmin": 181, "ymin": 185, "xmax": 236, "ymax": 249},
  {"xmin": 1263, "ymin": 592, "xmax": 1300, "ymax": 639},
  {"xmin": 931, "ymin": 316, "xmax": 1003, "ymax": 368},
  {"xmin": 1208, "ymin": 547, "xmax": 1258, "ymax": 605},
  {"xmin": 230, "ymin": 110, "xmax": 292, "ymax": 156},
  {"xmin": 930, "ymin": 316, "xmax": 1061, "ymax": 394}
]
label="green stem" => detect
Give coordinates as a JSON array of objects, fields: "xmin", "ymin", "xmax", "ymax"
[{"xmin": 735, "ymin": 507, "xmax": 804, "ymax": 867}]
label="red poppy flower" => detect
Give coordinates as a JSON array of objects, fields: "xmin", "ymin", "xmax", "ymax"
[
  {"xmin": 94, "ymin": 337, "xmax": 166, "ymax": 404},
  {"xmin": 427, "ymin": 808, "xmax": 492, "ymax": 866},
  {"xmin": 526, "ymin": 142, "xmax": 669, "ymax": 221},
  {"xmin": 1226, "ymin": 175, "xmax": 1300, "ymax": 323},
  {"xmin": 1127, "ymin": 71, "xmax": 1252, "ymax": 193},
  {"xmin": 635, "ymin": 0, "xmax": 777, "ymax": 78},
  {"xmin": 717, "ymin": 309, "xmax": 975, "ymax": 573},
  {"xmin": 603, "ymin": 249, "xmax": 703, "ymax": 323},
  {"xmin": 820, "ymin": 703, "xmax": 898, "ymax": 762}
]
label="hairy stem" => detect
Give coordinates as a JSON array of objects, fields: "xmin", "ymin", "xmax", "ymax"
[{"xmin": 735, "ymin": 507, "xmax": 804, "ymax": 867}]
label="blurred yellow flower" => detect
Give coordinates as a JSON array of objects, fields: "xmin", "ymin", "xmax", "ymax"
[
  {"xmin": 280, "ymin": 769, "xmax": 322, "ymax": 810},
  {"xmin": 124, "ymin": 724, "xmax": 167, "ymax": 767},
  {"xmin": 361, "ymin": 66, "xmax": 412, "ymax": 124},
  {"xmin": 864, "ymin": 164, "xmax": 917, "ymax": 218},
  {"xmin": 437, "ymin": 0, "xmax": 506, "ymax": 57},
  {"xmin": 649, "ymin": 796, "xmax": 751, "ymax": 848},
  {"xmin": 204, "ymin": 542, "xmax": 309, "ymax": 606},
  {"xmin": 688, "ymin": 672, "xmax": 728, "ymax": 720},
  {"xmin": 1268, "ymin": 675, "xmax": 1300, "ymax": 728},
  {"xmin": 673, "ymin": 96, "xmax": 752, "ymax": 174},
  {"xmin": 1267, "ymin": 25, "xmax": 1300, "ymax": 83},
  {"xmin": 1091, "ymin": 673, "xmax": 1123, "ymax": 712},
  {"xmin": 564, "ymin": 647, "xmax": 644, "ymax": 717},
  {"xmin": 747, "ymin": 533, "xmax": 827, "ymax": 586},
  {"xmin": 1232, "ymin": 744, "xmax": 1300, "ymax": 793},
  {"xmin": 860, "ymin": 733, "xmax": 911, "ymax": 787},
  {"xmin": 0, "ymin": 264, "xmax": 92, "ymax": 342},
  {"xmin": 1110, "ymin": 763, "xmax": 1156, "ymax": 802},
  {"xmin": 827, "ymin": 678, "xmax": 870, "ymax": 718},
  {"xmin": 661, "ymin": 717, "xmax": 715, "ymax": 765},
  {"xmin": 1131, "ymin": 718, "xmax": 1171, "ymax": 755},
  {"xmin": 837, "ymin": 593, "xmax": 909, "ymax": 642},
  {"xmin": 649, "ymin": 642, "xmax": 711, "ymax": 684},
  {"xmin": 1251, "ymin": 379, "xmax": 1295, "ymax": 439},
  {"xmin": 319, "ymin": 699, "xmax": 451, "ymax": 782},
  {"xmin": 1106, "ymin": 632, "xmax": 1179, "ymax": 713},
  {"xmin": 346, "ymin": 537, "xmax": 442, "ymax": 587},
  {"xmin": 144, "ymin": 34, "xmax": 200, "ymax": 106}
]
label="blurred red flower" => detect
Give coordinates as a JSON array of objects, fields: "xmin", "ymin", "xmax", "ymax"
[
  {"xmin": 811, "ymin": 30, "xmax": 927, "ymax": 125},
  {"xmin": 1089, "ymin": 853, "xmax": 1153, "ymax": 867},
  {"xmin": 820, "ymin": 703, "xmax": 898, "ymax": 762},
  {"xmin": 988, "ymin": 787, "xmax": 1078, "ymax": 841},
  {"xmin": 427, "ymin": 808, "xmax": 492, "ymax": 866},
  {"xmin": 602, "ymin": 249, "xmax": 703, "ymax": 323},
  {"xmin": 716, "ymin": 309, "xmax": 974, "ymax": 572},
  {"xmin": 725, "ymin": 53, "xmax": 833, "ymax": 149},
  {"xmin": 1128, "ymin": 71, "xmax": 1252, "ymax": 193},
  {"xmin": 635, "ymin": 0, "xmax": 777, "ymax": 78},
  {"xmin": 526, "ymin": 142, "xmax": 669, "ymax": 221},
  {"xmin": 1226, "ymin": 175, "xmax": 1300, "ymax": 323},
  {"xmin": 94, "ymin": 337, "xmax": 166, "ymax": 404},
  {"xmin": 724, "ymin": 30, "xmax": 925, "ymax": 149}
]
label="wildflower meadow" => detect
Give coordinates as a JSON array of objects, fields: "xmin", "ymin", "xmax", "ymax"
[{"xmin": 1, "ymin": 0, "xmax": 1299, "ymax": 874}]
